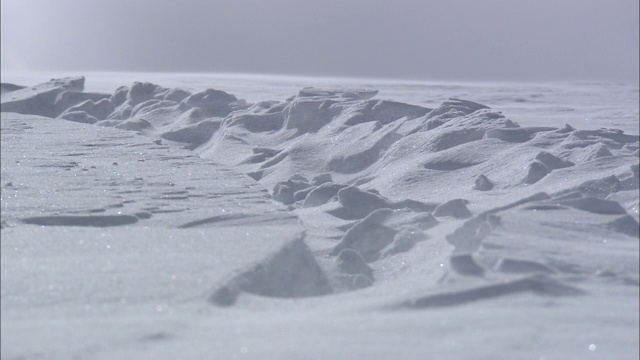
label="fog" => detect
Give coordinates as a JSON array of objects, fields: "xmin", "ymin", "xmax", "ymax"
[{"xmin": 1, "ymin": 0, "xmax": 638, "ymax": 82}]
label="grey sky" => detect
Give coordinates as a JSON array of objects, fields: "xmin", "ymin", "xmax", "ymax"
[{"xmin": 1, "ymin": 0, "xmax": 638, "ymax": 82}]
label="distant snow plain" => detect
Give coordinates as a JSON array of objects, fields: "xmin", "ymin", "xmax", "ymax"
[{"xmin": 1, "ymin": 72, "xmax": 638, "ymax": 359}]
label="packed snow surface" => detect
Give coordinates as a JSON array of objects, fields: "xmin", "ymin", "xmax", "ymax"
[{"xmin": 1, "ymin": 75, "xmax": 638, "ymax": 359}]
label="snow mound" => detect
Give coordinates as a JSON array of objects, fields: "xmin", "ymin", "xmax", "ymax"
[
  {"xmin": 336, "ymin": 249, "xmax": 373, "ymax": 278},
  {"xmin": 114, "ymin": 118, "xmax": 154, "ymax": 132},
  {"xmin": 449, "ymin": 254, "xmax": 486, "ymax": 276},
  {"xmin": 1, "ymin": 76, "xmax": 86, "ymax": 117},
  {"xmin": 160, "ymin": 119, "xmax": 221, "ymax": 149},
  {"xmin": 433, "ymin": 199, "xmax": 472, "ymax": 219},
  {"xmin": 302, "ymin": 182, "xmax": 348, "ymax": 208},
  {"xmin": 179, "ymin": 88, "xmax": 244, "ymax": 117},
  {"xmin": 329, "ymin": 186, "xmax": 393, "ymax": 220},
  {"xmin": 0, "ymin": 83, "xmax": 26, "ymax": 93},
  {"xmin": 331, "ymin": 208, "xmax": 437, "ymax": 262},
  {"xmin": 210, "ymin": 236, "xmax": 332, "ymax": 306},
  {"xmin": 59, "ymin": 111, "xmax": 99, "ymax": 124},
  {"xmin": 474, "ymin": 174, "xmax": 494, "ymax": 191}
]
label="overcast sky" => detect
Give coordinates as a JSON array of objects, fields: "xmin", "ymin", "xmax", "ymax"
[{"xmin": 1, "ymin": 0, "xmax": 638, "ymax": 82}]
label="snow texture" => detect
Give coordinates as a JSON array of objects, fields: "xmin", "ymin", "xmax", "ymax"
[{"xmin": 1, "ymin": 76, "xmax": 638, "ymax": 359}]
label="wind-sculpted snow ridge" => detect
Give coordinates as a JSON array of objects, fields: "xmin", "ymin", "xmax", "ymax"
[
  {"xmin": 2, "ymin": 77, "xmax": 639, "ymax": 306},
  {"xmin": 2, "ymin": 77, "xmax": 639, "ymax": 358}
]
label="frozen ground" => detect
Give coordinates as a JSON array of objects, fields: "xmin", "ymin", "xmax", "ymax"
[{"xmin": 1, "ymin": 73, "xmax": 638, "ymax": 359}]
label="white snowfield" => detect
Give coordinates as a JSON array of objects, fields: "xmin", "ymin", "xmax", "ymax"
[{"xmin": 1, "ymin": 76, "xmax": 638, "ymax": 359}]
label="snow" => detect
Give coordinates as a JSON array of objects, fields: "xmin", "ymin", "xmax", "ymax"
[{"xmin": 1, "ymin": 74, "xmax": 638, "ymax": 359}]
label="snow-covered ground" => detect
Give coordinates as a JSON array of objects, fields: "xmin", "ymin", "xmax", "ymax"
[{"xmin": 1, "ymin": 73, "xmax": 638, "ymax": 359}]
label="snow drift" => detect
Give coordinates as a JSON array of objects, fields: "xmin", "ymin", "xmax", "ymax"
[{"xmin": 1, "ymin": 76, "xmax": 638, "ymax": 359}]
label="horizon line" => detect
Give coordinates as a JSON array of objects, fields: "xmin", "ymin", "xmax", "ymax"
[{"xmin": 2, "ymin": 69, "xmax": 638, "ymax": 87}]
